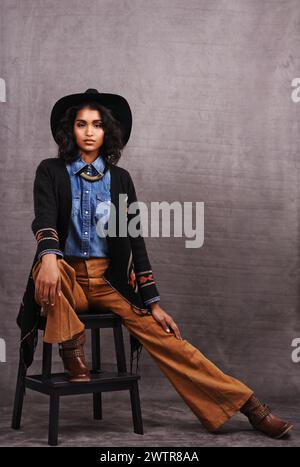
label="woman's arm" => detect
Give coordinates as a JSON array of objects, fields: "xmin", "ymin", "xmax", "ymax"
[
  {"xmin": 31, "ymin": 160, "xmax": 63, "ymax": 305},
  {"xmin": 31, "ymin": 160, "xmax": 63, "ymax": 260},
  {"xmin": 125, "ymin": 170, "xmax": 182, "ymax": 340},
  {"xmin": 126, "ymin": 171, "xmax": 160, "ymax": 305}
]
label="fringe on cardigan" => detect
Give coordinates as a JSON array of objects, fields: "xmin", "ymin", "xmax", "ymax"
[{"xmin": 130, "ymin": 333, "xmax": 143, "ymax": 374}]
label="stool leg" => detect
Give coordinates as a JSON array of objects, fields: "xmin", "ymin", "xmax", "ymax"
[
  {"xmin": 93, "ymin": 393, "xmax": 102, "ymax": 420},
  {"xmin": 130, "ymin": 381, "xmax": 144, "ymax": 435},
  {"xmin": 42, "ymin": 342, "xmax": 52, "ymax": 381},
  {"xmin": 48, "ymin": 393, "xmax": 60, "ymax": 446},
  {"xmin": 11, "ymin": 358, "xmax": 27, "ymax": 430},
  {"xmin": 91, "ymin": 328, "xmax": 102, "ymax": 420},
  {"xmin": 113, "ymin": 322, "xmax": 127, "ymax": 374}
]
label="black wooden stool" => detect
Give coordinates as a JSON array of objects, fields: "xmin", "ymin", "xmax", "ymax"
[{"xmin": 12, "ymin": 310, "xmax": 144, "ymax": 445}]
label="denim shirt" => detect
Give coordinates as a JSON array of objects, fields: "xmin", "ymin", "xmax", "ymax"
[
  {"xmin": 63, "ymin": 153, "xmax": 111, "ymax": 258},
  {"xmin": 40, "ymin": 153, "xmax": 160, "ymax": 307}
]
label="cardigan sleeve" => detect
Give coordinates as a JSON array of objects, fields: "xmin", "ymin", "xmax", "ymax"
[
  {"xmin": 126, "ymin": 171, "xmax": 160, "ymax": 306},
  {"xmin": 31, "ymin": 160, "xmax": 63, "ymax": 260}
]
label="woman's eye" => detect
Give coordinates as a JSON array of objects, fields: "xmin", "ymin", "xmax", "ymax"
[{"xmin": 76, "ymin": 122, "xmax": 102, "ymax": 128}]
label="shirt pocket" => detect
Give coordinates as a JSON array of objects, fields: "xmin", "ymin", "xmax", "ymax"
[{"xmin": 71, "ymin": 191, "xmax": 81, "ymax": 217}]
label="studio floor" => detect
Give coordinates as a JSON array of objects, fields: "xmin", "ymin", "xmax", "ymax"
[{"xmin": 0, "ymin": 393, "xmax": 298, "ymax": 447}]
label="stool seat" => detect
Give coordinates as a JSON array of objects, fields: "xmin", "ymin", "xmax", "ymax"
[
  {"xmin": 38, "ymin": 310, "xmax": 124, "ymax": 330},
  {"xmin": 12, "ymin": 307, "xmax": 144, "ymax": 445}
]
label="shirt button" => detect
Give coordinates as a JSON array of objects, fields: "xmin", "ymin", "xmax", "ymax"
[
  {"xmin": 83, "ymin": 252, "xmax": 87, "ymax": 255},
  {"xmin": 86, "ymin": 190, "xmax": 89, "ymax": 193},
  {"xmin": 85, "ymin": 210, "xmax": 88, "ymax": 214},
  {"xmin": 84, "ymin": 231, "xmax": 88, "ymax": 235}
]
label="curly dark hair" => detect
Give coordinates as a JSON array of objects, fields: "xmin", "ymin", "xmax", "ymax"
[{"xmin": 54, "ymin": 100, "xmax": 125, "ymax": 166}]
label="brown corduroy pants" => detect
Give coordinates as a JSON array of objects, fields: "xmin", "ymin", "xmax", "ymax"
[{"xmin": 31, "ymin": 256, "xmax": 253, "ymax": 431}]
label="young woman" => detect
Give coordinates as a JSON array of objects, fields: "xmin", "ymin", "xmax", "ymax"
[{"xmin": 17, "ymin": 88, "xmax": 293, "ymax": 439}]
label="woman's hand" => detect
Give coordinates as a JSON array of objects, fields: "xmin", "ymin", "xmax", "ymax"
[
  {"xmin": 35, "ymin": 254, "xmax": 62, "ymax": 307},
  {"xmin": 150, "ymin": 303, "xmax": 183, "ymax": 340}
]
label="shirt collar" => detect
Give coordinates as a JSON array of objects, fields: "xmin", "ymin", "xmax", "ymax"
[{"xmin": 71, "ymin": 151, "xmax": 106, "ymax": 176}]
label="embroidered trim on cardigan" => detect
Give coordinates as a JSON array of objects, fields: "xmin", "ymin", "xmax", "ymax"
[
  {"xmin": 37, "ymin": 249, "xmax": 63, "ymax": 260},
  {"xmin": 37, "ymin": 236, "xmax": 59, "ymax": 244},
  {"xmin": 35, "ymin": 228, "xmax": 59, "ymax": 243},
  {"xmin": 127, "ymin": 251, "xmax": 139, "ymax": 293},
  {"xmin": 136, "ymin": 271, "xmax": 156, "ymax": 289},
  {"xmin": 136, "ymin": 270, "xmax": 152, "ymax": 276},
  {"xmin": 35, "ymin": 227, "xmax": 59, "ymax": 234},
  {"xmin": 139, "ymin": 281, "xmax": 156, "ymax": 288}
]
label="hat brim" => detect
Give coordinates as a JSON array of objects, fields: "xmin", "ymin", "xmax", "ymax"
[{"xmin": 50, "ymin": 91, "xmax": 132, "ymax": 146}]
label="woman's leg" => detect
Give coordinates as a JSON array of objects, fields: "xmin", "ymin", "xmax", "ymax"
[
  {"xmin": 68, "ymin": 257, "xmax": 253, "ymax": 432},
  {"xmin": 31, "ymin": 256, "xmax": 292, "ymax": 436},
  {"xmin": 32, "ymin": 258, "xmax": 89, "ymax": 343}
]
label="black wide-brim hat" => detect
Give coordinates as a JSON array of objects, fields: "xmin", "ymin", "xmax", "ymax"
[{"xmin": 50, "ymin": 88, "xmax": 132, "ymax": 146}]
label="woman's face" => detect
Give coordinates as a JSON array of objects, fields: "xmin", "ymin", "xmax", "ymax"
[{"xmin": 73, "ymin": 106, "xmax": 104, "ymax": 153}]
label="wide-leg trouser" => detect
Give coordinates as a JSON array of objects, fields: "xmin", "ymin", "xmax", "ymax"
[{"xmin": 31, "ymin": 256, "xmax": 253, "ymax": 432}]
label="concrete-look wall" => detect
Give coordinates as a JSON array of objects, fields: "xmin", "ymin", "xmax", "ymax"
[{"xmin": 1, "ymin": 0, "xmax": 300, "ymax": 408}]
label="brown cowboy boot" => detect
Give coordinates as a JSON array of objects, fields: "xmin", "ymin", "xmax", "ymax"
[
  {"xmin": 240, "ymin": 394, "xmax": 293, "ymax": 439},
  {"xmin": 59, "ymin": 330, "xmax": 91, "ymax": 382}
]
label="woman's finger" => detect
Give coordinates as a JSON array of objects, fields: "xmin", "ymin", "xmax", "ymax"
[
  {"xmin": 39, "ymin": 282, "xmax": 44, "ymax": 304},
  {"xmin": 173, "ymin": 324, "xmax": 182, "ymax": 340},
  {"xmin": 42, "ymin": 283, "xmax": 50, "ymax": 305},
  {"xmin": 35, "ymin": 279, "xmax": 41, "ymax": 305},
  {"xmin": 49, "ymin": 283, "xmax": 56, "ymax": 306},
  {"xmin": 56, "ymin": 276, "xmax": 62, "ymax": 297},
  {"xmin": 161, "ymin": 318, "xmax": 170, "ymax": 333},
  {"xmin": 168, "ymin": 320, "xmax": 182, "ymax": 340}
]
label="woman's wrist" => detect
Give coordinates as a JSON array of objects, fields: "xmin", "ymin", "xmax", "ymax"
[
  {"xmin": 41, "ymin": 253, "xmax": 58, "ymax": 264},
  {"xmin": 149, "ymin": 302, "xmax": 160, "ymax": 312}
]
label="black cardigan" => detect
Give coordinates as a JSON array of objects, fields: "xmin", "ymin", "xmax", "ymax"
[{"xmin": 17, "ymin": 157, "xmax": 160, "ymax": 373}]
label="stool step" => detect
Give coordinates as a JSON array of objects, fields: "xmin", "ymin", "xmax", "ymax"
[{"xmin": 24, "ymin": 370, "xmax": 140, "ymax": 396}]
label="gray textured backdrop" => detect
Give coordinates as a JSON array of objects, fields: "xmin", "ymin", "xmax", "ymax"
[{"xmin": 1, "ymin": 0, "xmax": 300, "ymax": 411}]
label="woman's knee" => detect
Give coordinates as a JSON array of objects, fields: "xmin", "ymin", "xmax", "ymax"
[{"xmin": 57, "ymin": 258, "xmax": 78, "ymax": 277}]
